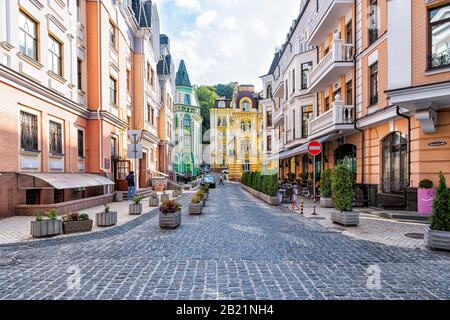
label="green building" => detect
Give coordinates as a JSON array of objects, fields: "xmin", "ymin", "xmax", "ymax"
[{"xmin": 173, "ymin": 60, "xmax": 203, "ymax": 178}]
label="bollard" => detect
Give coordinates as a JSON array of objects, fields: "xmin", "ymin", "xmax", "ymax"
[{"xmin": 300, "ymin": 197, "xmax": 304, "ymax": 215}]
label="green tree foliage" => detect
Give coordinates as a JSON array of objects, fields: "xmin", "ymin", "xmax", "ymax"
[
  {"xmin": 331, "ymin": 165, "xmax": 354, "ymax": 212},
  {"xmin": 430, "ymin": 172, "xmax": 450, "ymax": 231},
  {"xmin": 320, "ymin": 168, "xmax": 333, "ymax": 198},
  {"xmin": 215, "ymin": 83, "xmax": 234, "ymax": 99},
  {"xmin": 196, "ymin": 86, "xmax": 218, "ymax": 140}
]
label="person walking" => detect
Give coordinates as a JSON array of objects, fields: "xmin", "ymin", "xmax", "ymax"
[
  {"xmin": 126, "ymin": 171, "xmax": 136, "ymax": 201},
  {"xmin": 219, "ymin": 174, "xmax": 225, "ymax": 186}
]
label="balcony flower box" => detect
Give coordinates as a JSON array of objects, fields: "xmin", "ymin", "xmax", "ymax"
[{"xmin": 30, "ymin": 220, "xmax": 62, "ymax": 238}]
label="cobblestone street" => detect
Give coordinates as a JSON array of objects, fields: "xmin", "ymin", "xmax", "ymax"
[{"xmin": 0, "ymin": 183, "xmax": 449, "ymax": 300}]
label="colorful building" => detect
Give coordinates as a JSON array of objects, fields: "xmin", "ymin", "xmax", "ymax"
[
  {"xmin": 210, "ymin": 84, "xmax": 265, "ymax": 181},
  {"xmin": 173, "ymin": 60, "xmax": 203, "ymax": 178}
]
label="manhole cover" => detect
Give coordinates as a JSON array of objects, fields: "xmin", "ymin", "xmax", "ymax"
[
  {"xmin": 308, "ymin": 217, "xmax": 326, "ymax": 220},
  {"xmin": 0, "ymin": 257, "xmax": 16, "ymax": 267},
  {"xmin": 405, "ymin": 233, "xmax": 424, "ymax": 240}
]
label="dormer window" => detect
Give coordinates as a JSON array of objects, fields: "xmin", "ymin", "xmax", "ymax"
[
  {"xmin": 219, "ymin": 101, "xmax": 225, "ymax": 108},
  {"xmin": 242, "ymin": 101, "xmax": 249, "ymax": 112}
]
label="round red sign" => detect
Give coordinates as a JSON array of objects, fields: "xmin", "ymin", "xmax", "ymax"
[{"xmin": 307, "ymin": 141, "xmax": 322, "ymax": 156}]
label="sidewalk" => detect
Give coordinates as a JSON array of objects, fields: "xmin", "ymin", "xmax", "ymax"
[
  {"xmin": 283, "ymin": 199, "xmax": 428, "ymax": 250},
  {"xmin": 0, "ymin": 190, "xmax": 197, "ymax": 245}
]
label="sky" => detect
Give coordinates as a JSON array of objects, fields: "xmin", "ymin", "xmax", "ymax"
[{"xmin": 155, "ymin": 0, "xmax": 302, "ymax": 91}]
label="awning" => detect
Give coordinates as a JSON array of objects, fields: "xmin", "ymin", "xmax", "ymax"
[
  {"xmin": 151, "ymin": 170, "xmax": 169, "ymax": 178},
  {"xmin": 265, "ymin": 133, "xmax": 335, "ymax": 161},
  {"xmin": 19, "ymin": 173, "xmax": 115, "ymax": 189}
]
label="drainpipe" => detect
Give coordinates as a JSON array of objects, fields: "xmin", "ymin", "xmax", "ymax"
[{"xmin": 396, "ymin": 105, "xmax": 412, "ymax": 188}]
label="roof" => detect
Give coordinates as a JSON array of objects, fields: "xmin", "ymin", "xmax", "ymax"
[
  {"xmin": 160, "ymin": 34, "xmax": 169, "ymax": 45},
  {"xmin": 175, "ymin": 60, "xmax": 192, "ymax": 87},
  {"xmin": 19, "ymin": 173, "xmax": 115, "ymax": 189},
  {"xmin": 157, "ymin": 54, "xmax": 172, "ymax": 75},
  {"xmin": 130, "ymin": 0, "xmax": 152, "ymax": 28},
  {"xmin": 236, "ymin": 91, "xmax": 260, "ymax": 109},
  {"xmin": 268, "ymin": 51, "xmax": 281, "ymax": 75}
]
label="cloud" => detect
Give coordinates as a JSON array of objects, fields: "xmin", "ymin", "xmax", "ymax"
[
  {"xmin": 219, "ymin": 17, "xmax": 237, "ymax": 30},
  {"xmin": 174, "ymin": 0, "xmax": 200, "ymax": 10},
  {"xmin": 195, "ymin": 10, "xmax": 218, "ymax": 28}
]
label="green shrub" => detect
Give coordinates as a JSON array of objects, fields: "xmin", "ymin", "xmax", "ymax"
[
  {"xmin": 430, "ymin": 172, "xmax": 450, "ymax": 231},
  {"xmin": 320, "ymin": 168, "xmax": 333, "ymax": 198},
  {"xmin": 133, "ymin": 195, "xmax": 144, "ymax": 204},
  {"xmin": 331, "ymin": 165, "xmax": 354, "ymax": 212},
  {"xmin": 79, "ymin": 213, "xmax": 90, "ymax": 221},
  {"xmin": 46, "ymin": 209, "xmax": 58, "ymax": 220},
  {"xmin": 242, "ymin": 171, "xmax": 278, "ymax": 197},
  {"xmin": 419, "ymin": 179, "xmax": 434, "ymax": 189},
  {"xmin": 34, "ymin": 212, "xmax": 43, "ymax": 222}
]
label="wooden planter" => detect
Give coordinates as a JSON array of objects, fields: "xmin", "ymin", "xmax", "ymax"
[
  {"xmin": 96, "ymin": 211, "xmax": 117, "ymax": 227},
  {"xmin": 161, "ymin": 194, "xmax": 170, "ymax": 201},
  {"xmin": 30, "ymin": 220, "xmax": 62, "ymax": 238},
  {"xmin": 149, "ymin": 197, "xmax": 159, "ymax": 207},
  {"xmin": 63, "ymin": 220, "xmax": 93, "ymax": 234},
  {"xmin": 320, "ymin": 197, "xmax": 334, "ymax": 208},
  {"xmin": 331, "ymin": 210, "xmax": 360, "ymax": 227},
  {"xmin": 425, "ymin": 227, "xmax": 450, "ymax": 251},
  {"xmin": 188, "ymin": 203, "xmax": 203, "ymax": 215},
  {"xmin": 129, "ymin": 203, "xmax": 143, "ymax": 215},
  {"xmin": 159, "ymin": 210, "xmax": 181, "ymax": 229}
]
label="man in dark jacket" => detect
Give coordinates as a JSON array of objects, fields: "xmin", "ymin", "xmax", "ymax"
[{"xmin": 126, "ymin": 171, "xmax": 136, "ymax": 201}]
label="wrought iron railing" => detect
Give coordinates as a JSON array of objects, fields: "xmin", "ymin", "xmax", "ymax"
[
  {"xmin": 428, "ymin": 50, "xmax": 450, "ymax": 69},
  {"xmin": 381, "ymin": 178, "xmax": 408, "ymax": 194}
]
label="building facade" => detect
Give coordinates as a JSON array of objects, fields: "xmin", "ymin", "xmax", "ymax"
[
  {"xmin": 261, "ymin": 0, "xmax": 450, "ymax": 211},
  {"xmin": 173, "ymin": 60, "xmax": 203, "ymax": 179},
  {"xmin": 0, "ymin": 0, "xmax": 175, "ymax": 218},
  {"xmin": 210, "ymin": 84, "xmax": 265, "ymax": 181}
]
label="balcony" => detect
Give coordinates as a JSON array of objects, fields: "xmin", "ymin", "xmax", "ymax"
[
  {"xmin": 307, "ymin": 40, "xmax": 353, "ymax": 93},
  {"xmin": 306, "ymin": 0, "xmax": 353, "ymax": 46},
  {"xmin": 308, "ymin": 99, "xmax": 354, "ymax": 139}
]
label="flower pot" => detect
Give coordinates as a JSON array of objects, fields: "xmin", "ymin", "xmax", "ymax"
[
  {"xmin": 159, "ymin": 210, "xmax": 181, "ymax": 229},
  {"xmin": 149, "ymin": 197, "xmax": 159, "ymax": 207},
  {"xmin": 331, "ymin": 210, "xmax": 359, "ymax": 227},
  {"xmin": 188, "ymin": 203, "xmax": 203, "ymax": 215},
  {"xmin": 161, "ymin": 194, "xmax": 170, "ymax": 201},
  {"xmin": 30, "ymin": 220, "xmax": 62, "ymax": 238},
  {"xmin": 129, "ymin": 203, "xmax": 143, "ymax": 215},
  {"xmin": 96, "ymin": 211, "xmax": 117, "ymax": 227},
  {"xmin": 114, "ymin": 192, "xmax": 124, "ymax": 202},
  {"xmin": 63, "ymin": 220, "xmax": 93, "ymax": 234},
  {"xmin": 425, "ymin": 227, "xmax": 450, "ymax": 251},
  {"xmin": 320, "ymin": 197, "xmax": 334, "ymax": 208},
  {"xmin": 417, "ymin": 188, "xmax": 436, "ymax": 216}
]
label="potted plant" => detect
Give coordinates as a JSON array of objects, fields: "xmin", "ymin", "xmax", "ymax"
[
  {"xmin": 173, "ymin": 184, "xmax": 183, "ymax": 197},
  {"xmin": 30, "ymin": 209, "xmax": 62, "ymax": 238},
  {"xmin": 96, "ymin": 205, "xmax": 117, "ymax": 227},
  {"xmin": 320, "ymin": 169, "xmax": 334, "ymax": 208},
  {"xmin": 129, "ymin": 195, "xmax": 144, "ymax": 215},
  {"xmin": 149, "ymin": 192, "xmax": 159, "ymax": 207},
  {"xmin": 425, "ymin": 172, "xmax": 450, "ymax": 251},
  {"xmin": 418, "ymin": 179, "xmax": 435, "ymax": 216},
  {"xmin": 330, "ymin": 165, "xmax": 359, "ymax": 226},
  {"xmin": 188, "ymin": 194, "xmax": 203, "ymax": 215},
  {"xmin": 62, "ymin": 212, "xmax": 93, "ymax": 234},
  {"xmin": 161, "ymin": 190, "xmax": 170, "ymax": 201},
  {"xmin": 159, "ymin": 200, "xmax": 182, "ymax": 229}
]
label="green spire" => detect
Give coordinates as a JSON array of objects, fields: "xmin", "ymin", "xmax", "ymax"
[{"xmin": 175, "ymin": 60, "xmax": 192, "ymax": 87}]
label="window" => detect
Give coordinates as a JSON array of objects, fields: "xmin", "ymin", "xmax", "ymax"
[
  {"xmin": 302, "ymin": 105, "xmax": 313, "ymax": 138},
  {"xmin": 382, "ymin": 132, "xmax": 408, "ymax": 193},
  {"xmin": 242, "ymin": 160, "xmax": 250, "ymax": 172},
  {"xmin": 242, "ymin": 101, "xmax": 249, "ymax": 112},
  {"xmin": 77, "ymin": 59, "xmax": 82, "ymax": 90},
  {"xmin": 335, "ymin": 144, "xmax": 356, "ymax": 175},
  {"xmin": 346, "ymin": 80, "xmax": 353, "ymax": 105},
  {"xmin": 219, "ymin": 101, "xmax": 225, "ymax": 108},
  {"xmin": 240, "ymin": 121, "xmax": 246, "ymax": 131},
  {"xmin": 346, "ymin": 20, "xmax": 353, "ymax": 44},
  {"xmin": 184, "ymin": 136, "xmax": 191, "ymax": 146},
  {"xmin": 151, "ymin": 108, "xmax": 155, "ymax": 126},
  {"xmin": 368, "ymin": 0, "xmax": 378, "ymax": 46},
  {"xmin": 184, "ymin": 94, "xmax": 191, "ymax": 105},
  {"xmin": 110, "ymin": 77, "xmax": 117, "ymax": 106},
  {"xmin": 183, "ymin": 114, "xmax": 191, "ymax": 127},
  {"xmin": 369, "ymin": 62, "xmax": 378, "ymax": 105},
  {"xmin": 324, "ymin": 96, "xmax": 330, "ymax": 111},
  {"xmin": 428, "ymin": 4, "xmax": 450, "ymax": 69},
  {"xmin": 126, "ymin": 69, "xmax": 131, "ymax": 93},
  {"xmin": 266, "ymin": 85, "xmax": 273, "ymax": 98},
  {"xmin": 77, "ymin": 0, "xmax": 81, "ymax": 22},
  {"xmin": 109, "ymin": 21, "xmax": 117, "ymax": 49},
  {"xmin": 54, "ymin": 189, "xmax": 64, "ymax": 204},
  {"xmin": 26, "ymin": 189, "xmax": 40, "ymax": 205},
  {"xmin": 49, "ymin": 121, "xmax": 63, "ymax": 155},
  {"xmin": 20, "ymin": 111, "xmax": 39, "ymax": 151},
  {"xmin": 19, "ymin": 10, "xmax": 38, "ymax": 60},
  {"xmin": 267, "ymin": 135, "xmax": 272, "ymax": 152},
  {"xmin": 292, "ymin": 109, "xmax": 296, "ymax": 138},
  {"xmin": 292, "ymin": 69, "xmax": 296, "ymax": 93},
  {"xmin": 151, "ymin": 68, "xmax": 155, "ymax": 87},
  {"xmin": 267, "ymin": 111, "xmax": 273, "ymax": 127},
  {"xmin": 77, "ymin": 129, "xmax": 84, "ymax": 157},
  {"xmin": 48, "ymin": 35, "xmax": 62, "ymax": 76},
  {"xmin": 301, "ymin": 62, "xmax": 312, "ymax": 90},
  {"xmin": 111, "ymin": 137, "xmax": 117, "ymax": 157},
  {"xmin": 285, "ymin": 79, "xmax": 289, "ymax": 100}
]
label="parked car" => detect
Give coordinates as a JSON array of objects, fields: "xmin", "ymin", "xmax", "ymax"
[{"xmin": 202, "ymin": 175, "xmax": 216, "ymax": 188}]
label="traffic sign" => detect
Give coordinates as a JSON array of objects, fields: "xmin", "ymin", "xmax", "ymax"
[
  {"xmin": 307, "ymin": 141, "xmax": 322, "ymax": 156},
  {"xmin": 127, "ymin": 143, "xmax": 143, "ymax": 159}
]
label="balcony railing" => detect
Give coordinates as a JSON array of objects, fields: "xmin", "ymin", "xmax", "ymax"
[
  {"xmin": 307, "ymin": 40, "xmax": 354, "ymax": 90},
  {"xmin": 428, "ymin": 50, "xmax": 450, "ymax": 70},
  {"xmin": 308, "ymin": 99, "xmax": 354, "ymax": 136}
]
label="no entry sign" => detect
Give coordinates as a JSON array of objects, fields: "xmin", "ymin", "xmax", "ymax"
[{"xmin": 307, "ymin": 141, "xmax": 322, "ymax": 156}]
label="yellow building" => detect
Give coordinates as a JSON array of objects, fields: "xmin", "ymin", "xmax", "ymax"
[{"xmin": 210, "ymin": 84, "xmax": 266, "ymax": 181}]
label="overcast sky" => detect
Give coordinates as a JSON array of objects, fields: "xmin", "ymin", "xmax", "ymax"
[{"xmin": 155, "ymin": 0, "xmax": 302, "ymax": 90}]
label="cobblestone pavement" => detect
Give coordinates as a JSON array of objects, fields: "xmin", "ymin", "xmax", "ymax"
[{"xmin": 0, "ymin": 183, "xmax": 449, "ymax": 300}]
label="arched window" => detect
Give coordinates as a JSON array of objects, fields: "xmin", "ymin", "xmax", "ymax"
[
  {"xmin": 240, "ymin": 121, "xmax": 246, "ymax": 131},
  {"xmin": 219, "ymin": 101, "xmax": 225, "ymax": 108},
  {"xmin": 247, "ymin": 121, "xmax": 252, "ymax": 131},
  {"xmin": 242, "ymin": 101, "xmax": 250, "ymax": 112},
  {"xmin": 266, "ymin": 85, "xmax": 273, "ymax": 98},
  {"xmin": 183, "ymin": 114, "xmax": 191, "ymax": 127},
  {"xmin": 335, "ymin": 144, "xmax": 357, "ymax": 175},
  {"xmin": 382, "ymin": 132, "xmax": 408, "ymax": 193},
  {"xmin": 184, "ymin": 94, "xmax": 191, "ymax": 105}
]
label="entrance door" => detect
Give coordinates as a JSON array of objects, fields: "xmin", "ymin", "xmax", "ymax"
[
  {"xmin": 139, "ymin": 152, "xmax": 148, "ymax": 189},
  {"xmin": 114, "ymin": 160, "xmax": 130, "ymax": 191}
]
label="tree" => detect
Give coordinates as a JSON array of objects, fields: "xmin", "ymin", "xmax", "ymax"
[
  {"xmin": 331, "ymin": 165, "xmax": 354, "ymax": 212},
  {"xmin": 215, "ymin": 83, "xmax": 234, "ymax": 99},
  {"xmin": 320, "ymin": 169, "xmax": 333, "ymax": 198},
  {"xmin": 430, "ymin": 172, "xmax": 450, "ymax": 231},
  {"xmin": 196, "ymin": 86, "xmax": 218, "ymax": 140}
]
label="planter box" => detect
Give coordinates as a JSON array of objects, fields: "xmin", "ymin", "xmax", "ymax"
[
  {"xmin": 159, "ymin": 210, "xmax": 181, "ymax": 229},
  {"xmin": 331, "ymin": 210, "xmax": 360, "ymax": 227},
  {"xmin": 114, "ymin": 192, "xmax": 124, "ymax": 202},
  {"xmin": 129, "ymin": 203, "xmax": 143, "ymax": 215},
  {"xmin": 320, "ymin": 197, "xmax": 334, "ymax": 208},
  {"xmin": 425, "ymin": 227, "xmax": 450, "ymax": 251},
  {"xmin": 172, "ymin": 190, "xmax": 182, "ymax": 197},
  {"xmin": 149, "ymin": 197, "xmax": 159, "ymax": 207},
  {"xmin": 241, "ymin": 184, "xmax": 280, "ymax": 205},
  {"xmin": 188, "ymin": 203, "xmax": 203, "ymax": 215},
  {"xmin": 30, "ymin": 220, "xmax": 62, "ymax": 238},
  {"xmin": 161, "ymin": 194, "xmax": 170, "ymax": 201},
  {"xmin": 418, "ymin": 189, "xmax": 435, "ymax": 216},
  {"xmin": 63, "ymin": 220, "xmax": 93, "ymax": 234},
  {"xmin": 96, "ymin": 211, "xmax": 117, "ymax": 227}
]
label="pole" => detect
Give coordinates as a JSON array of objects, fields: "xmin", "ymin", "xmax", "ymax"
[{"xmin": 312, "ymin": 154, "xmax": 317, "ymax": 215}]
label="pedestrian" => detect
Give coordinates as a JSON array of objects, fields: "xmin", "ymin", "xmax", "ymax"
[
  {"xmin": 219, "ymin": 174, "xmax": 225, "ymax": 186},
  {"xmin": 126, "ymin": 171, "xmax": 136, "ymax": 201}
]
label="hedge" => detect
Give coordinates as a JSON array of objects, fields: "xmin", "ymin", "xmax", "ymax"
[{"xmin": 241, "ymin": 171, "xmax": 278, "ymax": 197}]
